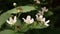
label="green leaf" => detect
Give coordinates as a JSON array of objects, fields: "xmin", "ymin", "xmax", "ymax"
[
  {"xmin": 30, "ymin": 22, "xmax": 47, "ymax": 29},
  {"xmin": 21, "ymin": 6, "xmax": 36, "ymax": 13},
  {"xmin": 0, "ymin": 30, "xmax": 16, "ymax": 34},
  {"xmin": 16, "ymin": 33, "xmax": 24, "ymax": 34},
  {"xmin": 44, "ymin": 11, "xmax": 53, "ymax": 17},
  {"xmin": 0, "ymin": 12, "xmax": 11, "ymax": 28},
  {"xmin": 7, "ymin": 8, "xmax": 18, "ymax": 13},
  {"xmin": 16, "ymin": 19, "xmax": 21, "ymax": 25},
  {"xmin": 7, "ymin": 6, "xmax": 36, "ymax": 13},
  {"xmin": 0, "ymin": 11, "xmax": 2, "ymax": 14},
  {"xmin": 20, "ymin": 24, "xmax": 29, "ymax": 32}
]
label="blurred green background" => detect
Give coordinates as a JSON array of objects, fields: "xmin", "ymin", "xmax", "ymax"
[{"xmin": 0, "ymin": 0, "xmax": 60, "ymax": 34}]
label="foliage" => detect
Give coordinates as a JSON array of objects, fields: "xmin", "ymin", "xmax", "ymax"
[{"xmin": 0, "ymin": 0, "xmax": 53, "ymax": 34}]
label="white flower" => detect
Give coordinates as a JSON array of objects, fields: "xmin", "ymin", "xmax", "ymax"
[
  {"xmin": 37, "ymin": 7, "xmax": 48, "ymax": 15},
  {"xmin": 6, "ymin": 16, "xmax": 17, "ymax": 25},
  {"xmin": 34, "ymin": 0, "xmax": 40, "ymax": 4},
  {"xmin": 36, "ymin": 0, "xmax": 40, "ymax": 4},
  {"xmin": 36, "ymin": 14, "xmax": 50, "ymax": 26},
  {"xmin": 44, "ymin": 20, "xmax": 50, "ymax": 26},
  {"xmin": 36, "ymin": 14, "xmax": 43, "ymax": 21},
  {"xmin": 13, "ymin": 3, "xmax": 17, "ymax": 6},
  {"xmin": 41, "ymin": 18, "xmax": 50, "ymax": 26},
  {"xmin": 22, "ymin": 15, "xmax": 34, "ymax": 24},
  {"xmin": 37, "ymin": 11, "xmax": 44, "ymax": 15},
  {"xmin": 41, "ymin": 7, "xmax": 48, "ymax": 12}
]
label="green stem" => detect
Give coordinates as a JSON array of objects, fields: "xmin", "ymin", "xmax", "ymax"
[
  {"xmin": 20, "ymin": 23, "xmax": 28, "ymax": 32},
  {"xmin": 18, "ymin": 13, "xmax": 21, "ymax": 18}
]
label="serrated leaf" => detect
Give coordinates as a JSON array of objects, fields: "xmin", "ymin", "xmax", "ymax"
[
  {"xmin": 0, "ymin": 30, "xmax": 16, "ymax": 34},
  {"xmin": 0, "ymin": 12, "xmax": 11, "ymax": 28},
  {"xmin": 7, "ymin": 6, "xmax": 36, "ymax": 13}
]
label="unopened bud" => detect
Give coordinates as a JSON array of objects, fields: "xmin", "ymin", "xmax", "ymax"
[
  {"xmin": 13, "ymin": 3, "xmax": 17, "ymax": 6},
  {"xmin": 17, "ymin": 7, "xmax": 22, "ymax": 13}
]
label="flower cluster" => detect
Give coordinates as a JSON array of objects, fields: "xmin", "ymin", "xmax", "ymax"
[
  {"xmin": 6, "ymin": 6, "xmax": 50, "ymax": 27},
  {"xmin": 37, "ymin": 7, "xmax": 48, "ymax": 15},
  {"xmin": 36, "ymin": 14, "xmax": 50, "ymax": 26},
  {"xmin": 36, "ymin": 7, "xmax": 50, "ymax": 26}
]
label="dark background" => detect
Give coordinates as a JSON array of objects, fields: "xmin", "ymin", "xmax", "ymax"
[{"xmin": 0, "ymin": 0, "xmax": 60, "ymax": 34}]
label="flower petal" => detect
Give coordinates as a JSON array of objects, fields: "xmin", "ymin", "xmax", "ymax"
[
  {"xmin": 45, "ymin": 9, "xmax": 48, "ymax": 12},
  {"xmin": 41, "ymin": 18, "xmax": 45, "ymax": 22},
  {"xmin": 45, "ymin": 23, "xmax": 49, "ymax": 26},
  {"xmin": 6, "ymin": 20, "xmax": 13, "ymax": 25},
  {"xmin": 9, "ymin": 17, "xmax": 13, "ymax": 22},
  {"xmin": 6, "ymin": 20, "xmax": 10, "ymax": 24},
  {"xmin": 30, "ymin": 18, "xmax": 34, "ymax": 24},
  {"xmin": 36, "ymin": 0, "xmax": 40, "ymax": 4},
  {"xmin": 39, "ymin": 15, "xmax": 43, "ymax": 19},
  {"xmin": 36, "ymin": 14, "xmax": 39, "ymax": 18},
  {"xmin": 41, "ymin": 7, "xmax": 47, "ymax": 12},
  {"xmin": 22, "ymin": 18, "xmax": 25, "ymax": 20},
  {"xmin": 26, "ymin": 15, "xmax": 31, "ymax": 20},
  {"xmin": 45, "ymin": 20, "xmax": 50, "ymax": 23},
  {"xmin": 14, "ymin": 16, "xmax": 17, "ymax": 23}
]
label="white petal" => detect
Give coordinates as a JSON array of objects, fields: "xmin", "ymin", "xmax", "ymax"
[
  {"xmin": 36, "ymin": 14, "xmax": 40, "ymax": 21},
  {"xmin": 22, "ymin": 18, "xmax": 25, "ymax": 21},
  {"xmin": 39, "ymin": 11, "xmax": 42, "ymax": 13},
  {"xmin": 6, "ymin": 20, "xmax": 10, "ymax": 24},
  {"xmin": 43, "ymin": 7, "xmax": 46, "ymax": 10},
  {"xmin": 45, "ymin": 9, "xmax": 48, "ymax": 12},
  {"xmin": 44, "ymin": 7, "xmax": 46, "ymax": 9},
  {"xmin": 41, "ymin": 18, "xmax": 45, "ymax": 22},
  {"xmin": 39, "ymin": 15, "xmax": 43, "ymax": 19},
  {"xmin": 45, "ymin": 20, "xmax": 50, "ymax": 23},
  {"xmin": 22, "ymin": 18, "xmax": 30, "ymax": 24},
  {"xmin": 41, "ymin": 7, "xmax": 46, "ymax": 11},
  {"xmin": 25, "ymin": 20, "xmax": 30, "ymax": 24},
  {"xmin": 38, "ymin": 11, "xmax": 44, "ymax": 15},
  {"xmin": 26, "ymin": 15, "xmax": 31, "ymax": 20},
  {"xmin": 45, "ymin": 23, "xmax": 49, "ymax": 26},
  {"xmin": 36, "ymin": 14, "xmax": 38, "ymax": 18},
  {"xmin": 14, "ymin": 16, "xmax": 17, "ymax": 23},
  {"xmin": 30, "ymin": 18, "xmax": 34, "ymax": 24},
  {"xmin": 9, "ymin": 17, "xmax": 13, "ymax": 22},
  {"xmin": 6, "ymin": 20, "xmax": 13, "ymax": 25},
  {"xmin": 14, "ymin": 16, "xmax": 16, "ymax": 20},
  {"xmin": 36, "ymin": 14, "xmax": 43, "ymax": 21},
  {"xmin": 39, "ymin": 11, "xmax": 41, "ymax": 13},
  {"xmin": 36, "ymin": 0, "xmax": 40, "ymax": 4}
]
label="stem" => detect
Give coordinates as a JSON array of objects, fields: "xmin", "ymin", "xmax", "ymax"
[
  {"xmin": 20, "ymin": 23, "xmax": 28, "ymax": 32},
  {"xmin": 18, "ymin": 13, "xmax": 21, "ymax": 18}
]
